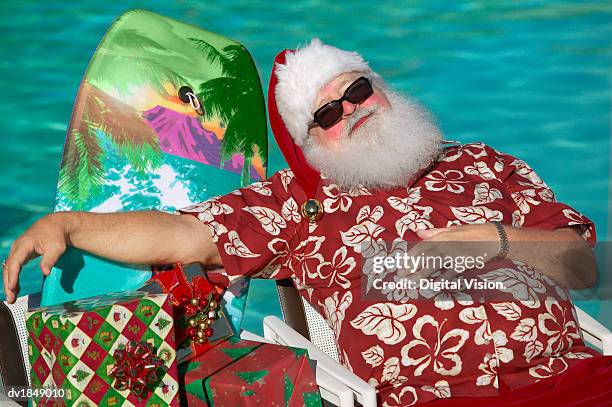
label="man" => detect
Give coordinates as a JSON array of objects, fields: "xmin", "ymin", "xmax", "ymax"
[{"xmin": 3, "ymin": 39, "xmax": 610, "ymax": 405}]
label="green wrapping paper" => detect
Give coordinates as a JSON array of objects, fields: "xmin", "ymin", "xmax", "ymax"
[
  {"xmin": 26, "ymin": 291, "xmax": 179, "ymax": 406},
  {"xmin": 179, "ymin": 336, "xmax": 322, "ymax": 406}
]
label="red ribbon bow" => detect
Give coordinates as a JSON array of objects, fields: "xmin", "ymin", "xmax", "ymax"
[
  {"xmin": 108, "ymin": 341, "xmax": 164, "ymax": 398},
  {"xmin": 149, "ymin": 263, "xmax": 223, "ymax": 353},
  {"xmin": 150, "ymin": 263, "xmax": 222, "ymax": 317}
]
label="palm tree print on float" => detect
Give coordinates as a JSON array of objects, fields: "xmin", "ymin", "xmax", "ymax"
[
  {"xmin": 189, "ymin": 39, "xmax": 267, "ymax": 185},
  {"xmin": 58, "ymin": 82, "xmax": 163, "ymax": 208}
]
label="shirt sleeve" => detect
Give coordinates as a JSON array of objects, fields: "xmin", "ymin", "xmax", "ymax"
[
  {"xmin": 491, "ymin": 147, "xmax": 596, "ymax": 245},
  {"xmin": 177, "ymin": 169, "xmax": 307, "ymax": 284}
]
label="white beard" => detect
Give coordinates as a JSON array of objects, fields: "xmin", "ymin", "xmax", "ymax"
[{"xmin": 302, "ymin": 90, "xmax": 443, "ymax": 190}]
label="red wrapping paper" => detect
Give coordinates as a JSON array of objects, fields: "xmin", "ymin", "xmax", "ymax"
[{"xmin": 179, "ymin": 337, "xmax": 322, "ymax": 406}]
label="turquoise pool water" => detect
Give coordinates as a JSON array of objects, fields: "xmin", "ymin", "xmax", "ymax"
[{"xmin": 0, "ymin": 1, "xmax": 610, "ymax": 333}]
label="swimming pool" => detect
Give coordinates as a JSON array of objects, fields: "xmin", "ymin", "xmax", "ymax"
[{"xmin": 0, "ymin": 1, "xmax": 610, "ymax": 333}]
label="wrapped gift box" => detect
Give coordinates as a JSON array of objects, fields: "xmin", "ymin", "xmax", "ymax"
[
  {"xmin": 26, "ymin": 291, "xmax": 179, "ymax": 406},
  {"xmin": 179, "ymin": 336, "xmax": 322, "ymax": 406}
]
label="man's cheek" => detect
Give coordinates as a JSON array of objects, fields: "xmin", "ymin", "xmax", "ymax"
[
  {"xmin": 365, "ymin": 92, "xmax": 390, "ymax": 110},
  {"xmin": 321, "ymin": 125, "xmax": 344, "ymax": 143}
]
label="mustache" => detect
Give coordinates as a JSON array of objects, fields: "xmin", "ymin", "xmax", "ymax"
[{"xmin": 343, "ymin": 105, "xmax": 380, "ymax": 138}]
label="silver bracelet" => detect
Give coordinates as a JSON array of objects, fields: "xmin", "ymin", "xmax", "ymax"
[{"xmin": 492, "ymin": 222, "xmax": 509, "ymax": 260}]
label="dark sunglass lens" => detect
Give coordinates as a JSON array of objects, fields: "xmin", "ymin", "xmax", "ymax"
[
  {"xmin": 345, "ymin": 80, "xmax": 373, "ymax": 104},
  {"xmin": 315, "ymin": 102, "xmax": 343, "ymax": 128}
]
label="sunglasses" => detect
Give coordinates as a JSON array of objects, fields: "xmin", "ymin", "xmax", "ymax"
[{"xmin": 310, "ymin": 76, "xmax": 374, "ymax": 129}]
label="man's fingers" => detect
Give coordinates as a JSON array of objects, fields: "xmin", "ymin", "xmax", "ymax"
[
  {"xmin": 417, "ymin": 227, "xmax": 450, "ymax": 240},
  {"xmin": 4, "ymin": 238, "xmax": 42, "ymax": 302},
  {"xmin": 4, "ymin": 257, "xmax": 21, "ymax": 304},
  {"xmin": 40, "ymin": 248, "xmax": 64, "ymax": 276},
  {"xmin": 3, "ymin": 260, "xmax": 13, "ymax": 304}
]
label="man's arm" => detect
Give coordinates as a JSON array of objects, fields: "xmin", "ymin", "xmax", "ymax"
[
  {"xmin": 504, "ymin": 225, "xmax": 596, "ymax": 289},
  {"xmin": 415, "ymin": 224, "xmax": 596, "ymax": 290},
  {"xmin": 2, "ymin": 211, "xmax": 221, "ymax": 304}
]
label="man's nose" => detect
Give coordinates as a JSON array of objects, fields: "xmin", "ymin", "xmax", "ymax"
[{"xmin": 341, "ymin": 100, "xmax": 357, "ymax": 116}]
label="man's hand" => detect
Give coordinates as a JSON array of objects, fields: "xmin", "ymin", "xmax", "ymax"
[
  {"xmin": 398, "ymin": 224, "xmax": 499, "ymax": 281},
  {"xmin": 2, "ymin": 210, "xmax": 222, "ymax": 304},
  {"xmin": 3, "ymin": 213, "xmax": 71, "ymax": 304},
  {"xmin": 398, "ymin": 223, "xmax": 596, "ymax": 289}
]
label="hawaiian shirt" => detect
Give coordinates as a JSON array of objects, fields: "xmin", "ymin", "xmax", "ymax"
[{"xmin": 179, "ymin": 143, "xmax": 600, "ymax": 406}]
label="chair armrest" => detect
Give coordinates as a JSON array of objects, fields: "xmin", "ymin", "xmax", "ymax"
[
  {"xmin": 575, "ymin": 306, "xmax": 612, "ymax": 355},
  {"xmin": 239, "ymin": 329, "xmax": 275, "ymax": 343},
  {"xmin": 240, "ymin": 328, "xmax": 354, "ymax": 406},
  {"xmin": 263, "ymin": 316, "xmax": 377, "ymax": 407}
]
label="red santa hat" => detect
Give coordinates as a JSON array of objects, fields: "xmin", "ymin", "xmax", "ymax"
[{"xmin": 268, "ymin": 39, "xmax": 374, "ymax": 197}]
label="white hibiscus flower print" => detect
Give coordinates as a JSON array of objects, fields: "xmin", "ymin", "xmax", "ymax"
[
  {"xmin": 538, "ymin": 297, "xmax": 580, "ymax": 356},
  {"xmin": 564, "ymin": 351, "xmax": 594, "ymax": 359},
  {"xmin": 421, "ymin": 380, "xmax": 451, "ymax": 399},
  {"xmin": 476, "ymin": 353, "xmax": 498, "ymax": 389},
  {"xmin": 456, "ymin": 306, "xmax": 513, "ymax": 365},
  {"xmin": 510, "ymin": 318, "xmax": 538, "ymax": 343},
  {"xmin": 421, "ymin": 271, "xmax": 473, "ymax": 311},
  {"xmin": 382, "ymin": 386, "xmax": 418, "ymax": 407},
  {"xmin": 180, "ymin": 196, "xmax": 233, "ymax": 215},
  {"xmin": 491, "ymin": 330, "xmax": 514, "ymax": 363},
  {"xmin": 247, "ymin": 181, "xmax": 272, "ymax": 196},
  {"xmin": 316, "ymin": 246, "xmax": 356, "ymax": 289},
  {"xmin": 387, "ymin": 196, "xmax": 414, "ymax": 213},
  {"xmin": 440, "ymin": 143, "xmax": 488, "ymax": 162},
  {"xmin": 425, "ymin": 170, "xmax": 469, "ymax": 194},
  {"xmin": 395, "ymin": 206, "xmax": 434, "ymax": 238},
  {"xmin": 267, "ymin": 236, "xmax": 325, "ymax": 283},
  {"xmin": 322, "ymin": 184, "xmax": 354, "ymax": 213},
  {"xmin": 510, "ymin": 159, "xmax": 548, "ymax": 188},
  {"xmin": 529, "ymin": 356, "xmax": 568, "ymax": 379},
  {"xmin": 524, "ymin": 340, "xmax": 545, "ymax": 363},
  {"xmin": 511, "ymin": 189, "xmax": 540, "ymax": 214},
  {"xmin": 401, "ymin": 315, "xmax": 469, "ymax": 376}
]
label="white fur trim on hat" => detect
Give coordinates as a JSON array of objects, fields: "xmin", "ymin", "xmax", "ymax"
[{"xmin": 274, "ymin": 39, "xmax": 373, "ymax": 146}]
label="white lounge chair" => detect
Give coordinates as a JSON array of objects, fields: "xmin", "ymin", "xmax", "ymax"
[{"xmin": 262, "ymin": 279, "xmax": 612, "ymax": 407}]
